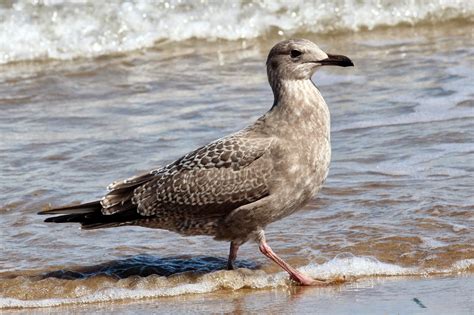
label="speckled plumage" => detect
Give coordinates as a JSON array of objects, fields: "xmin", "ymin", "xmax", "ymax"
[
  {"xmin": 99, "ymin": 131, "xmax": 274, "ymax": 236},
  {"xmin": 39, "ymin": 39, "xmax": 353, "ymax": 285}
]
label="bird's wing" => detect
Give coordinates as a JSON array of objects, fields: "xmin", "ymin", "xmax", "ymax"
[{"xmin": 102, "ymin": 134, "xmax": 274, "ymax": 219}]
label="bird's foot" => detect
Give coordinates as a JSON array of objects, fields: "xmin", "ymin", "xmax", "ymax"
[
  {"xmin": 290, "ymin": 272, "xmax": 349, "ymax": 286},
  {"xmin": 289, "ymin": 272, "xmax": 329, "ymax": 286}
]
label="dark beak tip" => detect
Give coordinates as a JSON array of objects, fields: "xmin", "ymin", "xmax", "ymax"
[
  {"xmin": 323, "ymin": 54, "xmax": 354, "ymax": 67},
  {"xmin": 336, "ymin": 56, "xmax": 354, "ymax": 67}
]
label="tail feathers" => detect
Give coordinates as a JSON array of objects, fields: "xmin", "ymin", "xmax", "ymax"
[{"xmin": 38, "ymin": 200, "xmax": 141, "ymax": 230}]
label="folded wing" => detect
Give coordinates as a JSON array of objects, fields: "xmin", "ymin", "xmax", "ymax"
[{"xmin": 39, "ymin": 134, "xmax": 274, "ymax": 230}]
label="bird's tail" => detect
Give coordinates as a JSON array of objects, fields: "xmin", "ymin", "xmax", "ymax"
[
  {"xmin": 38, "ymin": 172, "xmax": 155, "ymax": 229},
  {"xmin": 38, "ymin": 201, "xmax": 139, "ymax": 230}
]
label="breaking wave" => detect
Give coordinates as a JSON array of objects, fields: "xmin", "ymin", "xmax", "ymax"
[
  {"xmin": 1, "ymin": 254, "xmax": 472, "ymax": 309},
  {"xmin": 0, "ymin": 0, "xmax": 473, "ymax": 64}
]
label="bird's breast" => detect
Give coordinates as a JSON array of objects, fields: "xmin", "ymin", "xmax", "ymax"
[{"xmin": 270, "ymin": 129, "xmax": 330, "ymax": 211}]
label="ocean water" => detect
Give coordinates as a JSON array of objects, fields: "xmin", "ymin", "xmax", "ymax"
[{"xmin": 0, "ymin": 1, "xmax": 473, "ymax": 312}]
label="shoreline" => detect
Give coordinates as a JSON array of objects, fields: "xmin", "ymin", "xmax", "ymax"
[{"xmin": 1, "ymin": 274, "xmax": 473, "ymax": 313}]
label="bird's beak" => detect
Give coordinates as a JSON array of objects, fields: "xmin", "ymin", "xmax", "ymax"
[{"xmin": 320, "ymin": 54, "xmax": 354, "ymax": 67}]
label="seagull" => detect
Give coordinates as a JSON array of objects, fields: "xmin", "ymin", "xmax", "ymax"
[{"xmin": 39, "ymin": 39, "xmax": 353, "ymax": 285}]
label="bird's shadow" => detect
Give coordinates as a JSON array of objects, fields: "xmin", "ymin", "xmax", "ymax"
[{"xmin": 41, "ymin": 254, "xmax": 259, "ymax": 280}]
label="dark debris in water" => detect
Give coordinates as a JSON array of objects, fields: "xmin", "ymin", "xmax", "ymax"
[
  {"xmin": 41, "ymin": 254, "xmax": 258, "ymax": 280},
  {"xmin": 412, "ymin": 297, "xmax": 427, "ymax": 308}
]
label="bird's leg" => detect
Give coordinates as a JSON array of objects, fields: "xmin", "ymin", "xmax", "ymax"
[
  {"xmin": 227, "ymin": 241, "xmax": 241, "ymax": 270},
  {"xmin": 256, "ymin": 230, "xmax": 322, "ymax": 286}
]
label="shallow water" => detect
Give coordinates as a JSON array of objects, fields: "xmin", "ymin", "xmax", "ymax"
[{"xmin": 0, "ymin": 21, "xmax": 473, "ymax": 309}]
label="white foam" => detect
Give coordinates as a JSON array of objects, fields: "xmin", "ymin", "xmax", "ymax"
[
  {"xmin": 440, "ymin": 259, "xmax": 474, "ymax": 273},
  {"xmin": 0, "ymin": 0, "xmax": 473, "ymax": 64},
  {"xmin": 0, "ymin": 270, "xmax": 277, "ymax": 309},
  {"xmin": 301, "ymin": 253, "xmax": 416, "ymax": 278},
  {"xmin": 1, "ymin": 254, "xmax": 472, "ymax": 309}
]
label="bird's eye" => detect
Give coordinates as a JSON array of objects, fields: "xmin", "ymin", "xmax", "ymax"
[{"xmin": 290, "ymin": 50, "xmax": 302, "ymax": 58}]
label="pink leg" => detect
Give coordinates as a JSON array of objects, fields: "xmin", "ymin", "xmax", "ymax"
[
  {"xmin": 227, "ymin": 241, "xmax": 240, "ymax": 270},
  {"xmin": 256, "ymin": 231, "xmax": 322, "ymax": 286}
]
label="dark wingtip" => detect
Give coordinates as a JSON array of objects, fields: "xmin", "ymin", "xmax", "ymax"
[{"xmin": 37, "ymin": 200, "xmax": 102, "ymax": 216}]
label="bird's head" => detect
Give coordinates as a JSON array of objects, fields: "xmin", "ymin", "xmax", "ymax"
[{"xmin": 266, "ymin": 39, "xmax": 354, "ymax": 81}]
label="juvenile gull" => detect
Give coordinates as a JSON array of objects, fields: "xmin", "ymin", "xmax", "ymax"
[{"xmin": 39, "ymin": 39, "xmax": 353, "ymax": 285}]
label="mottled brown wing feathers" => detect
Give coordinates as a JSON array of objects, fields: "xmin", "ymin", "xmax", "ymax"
[
  {"xmin": 132, "ymin": 136, "xmax": 273, "ymax": 218},
  {"xmin": 66, "ymin": 134, "xmax": 273, "ymax": 222}
]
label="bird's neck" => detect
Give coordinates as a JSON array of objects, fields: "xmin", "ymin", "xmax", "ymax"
[{"xmin": 268, "ymin": 78, "xmax": 329, "ymax": 127}]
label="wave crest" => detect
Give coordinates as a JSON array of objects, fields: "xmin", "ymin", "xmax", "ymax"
[{"xmin": 1, "ymin": 0, "xmax": 473, "ymax": 64}]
